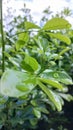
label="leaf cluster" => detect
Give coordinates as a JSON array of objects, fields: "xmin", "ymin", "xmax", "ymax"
[{"xmin": 0, "ymin": 10, "xmax": 73, "ymax": 130}]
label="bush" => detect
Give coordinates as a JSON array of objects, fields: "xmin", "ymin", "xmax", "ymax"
[{"xmin": 0, "ymin": 4, "xmax": 73, "ymax": 129}]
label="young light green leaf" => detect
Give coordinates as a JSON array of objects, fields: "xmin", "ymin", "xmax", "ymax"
[
  {"xmin": 24, "ymin": 54, "xmax": 39, "ymax": 72},
  {"xmin": 42, "ymin": 17, "xmax": 71, "ymax": 30},
  {"xmin": 47, "ymin": 32, "xmax": 71, "ymax": 45},
  {"xmin": 16, "ymin": 32, "xmax": 29, "ymax": 50},
  {"xmin": 16, "ymin": 40, "xmax": 25, "ymax": 51},
  {"xmin": 38, "ymin": 81, "xmax": 62, "ymax": 111},
  {"xmin": 16, "ymin": 83, "xmax": 34, "ymax": 92},
  {"xmin": 39, "ymin": 78, "xmax": 64, "ymax": 90},
  {"xmin": 16, "ymin": 84, "xmax": 30, "ymax": 92},
  {"xmin": 33, "ymin": 108, "xmax": 41, "ymax": 119},
  {"xmin": 55, "ymin": 47, "xmax": 70, "ymax": 60},
  {"xmin": 25, "ymin": 21, "xmax": 40, "ymax": 30},
  {"xmin": 0, "ymin": 69, "xmax": 35, "ymax": 97},
  {"xmin": 19, "ymin": 32, "xmax": 29, "ymax": 41}
]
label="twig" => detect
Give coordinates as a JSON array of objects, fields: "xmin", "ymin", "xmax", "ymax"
[{"xmin": 10, "ymin": 30, "xmax": 39, "ymax": 37}]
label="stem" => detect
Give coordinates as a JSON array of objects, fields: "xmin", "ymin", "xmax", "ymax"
[
  {"xmin": 10, "ymin": 30, "xmax": 39, "ymax": 37},
  {"xmin": 1, "ymin": 0, "xmax": 5, "ymax": 72}
]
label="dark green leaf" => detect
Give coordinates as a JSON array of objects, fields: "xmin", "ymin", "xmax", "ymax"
[
  {"xmin": 0, "ymin": 95, "xmax": 8, "ymax": 104},
  {"xmin": 21, "ymin": 61, "xmax": 34, "ymax": 72},
  {"xmin": 30, "ymin": 118, "xmax": 38, "ymax": 126}
]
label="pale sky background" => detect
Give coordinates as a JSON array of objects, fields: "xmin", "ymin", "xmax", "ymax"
[{"xmin": 3, "ymin": 0, "xmax": 73, "ymax": 26}]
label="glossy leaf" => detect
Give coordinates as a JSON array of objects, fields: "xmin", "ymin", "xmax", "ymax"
[
  {"xmin": 36, "ymin": 37, "xmax": 49, "ymax": 51},
  {"xmin": 47, "ymin": 32, "xmax": 71, "ymax": 45},
  {"xmin": 38, "ymin": 81, "xmax": 62, "ymax": 111},
  {"xmin": 23, "ymin": 54, "xmax": 39, "ymax": 72},
  {"xmin": 59, "ymin": 93, "xmax": 73, "ymax": 101},
  {"xmin": 33, "ymin": 108, "xmax": 41, "ymax": 118},
  {"xmin": 39, "ymin": 78, "xmax": 64, "ymax": 90},
  {"xmin": 25, "ymin": 21, "xmax": 40, "ymax": 30},
  {"xmin": 36, "ymin": 106, "xmax": 49, "ymax": 114},
  {"xmin": 43, "ymin": 17, "xmax": 71, "ymax": 30},
  {"xmin": 21, "ymin": 61, "xmax": 34, "ymax": 72},
  {"xmin": 16, "ymin": 84, "xmax": 33, "ymax": 92},
  {"xmin": 41, "ymin": 70, "xmax": 73, "ymax": 85}
]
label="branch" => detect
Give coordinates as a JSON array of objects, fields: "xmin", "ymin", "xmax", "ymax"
[{"xmin": 1, "ymin": 0, "xmax": 5, "ymax": 72}]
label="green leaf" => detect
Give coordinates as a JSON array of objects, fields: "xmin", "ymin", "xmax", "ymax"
[
  {"xmin": 36, "ymin": 106, "xmax": 49, "ymax": 114},
  {"xmin": 19, "ymin": 32, "xmax": 29, "ymax": 41},
  {"xmin": 37, "ymin": 37, "xmax": 49, "ymax": 51},
  {"xmin": 0, "ymin": 69, "xmax": 35, "ymax": 97},
  {"xmin": 16, "ymin": 84, "xmax": 32, "ymax": 92},
  {"xmin": 55, "ymin": 47, "xmax": 70, "ymax": 60},
  {"xmin": 41, "ymin": 70, "xmax": 73, "ymax": 85},
  {"xmin": 41, "ymin": 107, "xmax": 49, "ymax": 114},
  {"xmin": 30, "ymin": 118, "xmax": 38, "ymax": 126},
  {"xmin": 33, "ymin": 108, "xmax": 41, "ymax": 118},
  {"xmin": 0, "ymin": 37, "xmax": 2, "ymax": 47},
  {"xmin": 8, "ymin": 57, "xmax": 21, "ymax": 67},
  {"xmin": 21, "ymin": 61, "xmax": 34, "ymax": 72},
  {"xmin": 39, "ymin": 78, "xmax": 64, "ymax": 90},
  {"xmin": 16, "ymin": 32, "xmax": 29, "ymax": 50},
  {"xmin": 47, "ymin": 32, "xmax": 71, "ymax": 45},
  {"xmin": 23, "ymin": 54, "xmax": 39, "ymax": 72},
  {"xmin": 59, "ymin": 93, "xmax": 73, "ymax": 101},
  {"xmin": 38, "ymin": 81, "xmax": 62, "ymax": 111},
  {"xmin": 16, "ymin": 77, "xmax": 36, "ymax": 92},
  {"xmin": 0, "ymin": 0, "xmax": 2, "ymax": 21},
  {"xmin": 0, "ymin": 95, "xmax": 8, "ymax": 104},
  {"xmin": 25, "ymin": 21, "xmax": 40, "ymax": 30},
  {"xmin": 16, "ymin": 40, "xmax": 25, "ymax": 50},
  {"xmin": 42, "ymin": 17, "xmax": 71, "ymax": 30}
]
